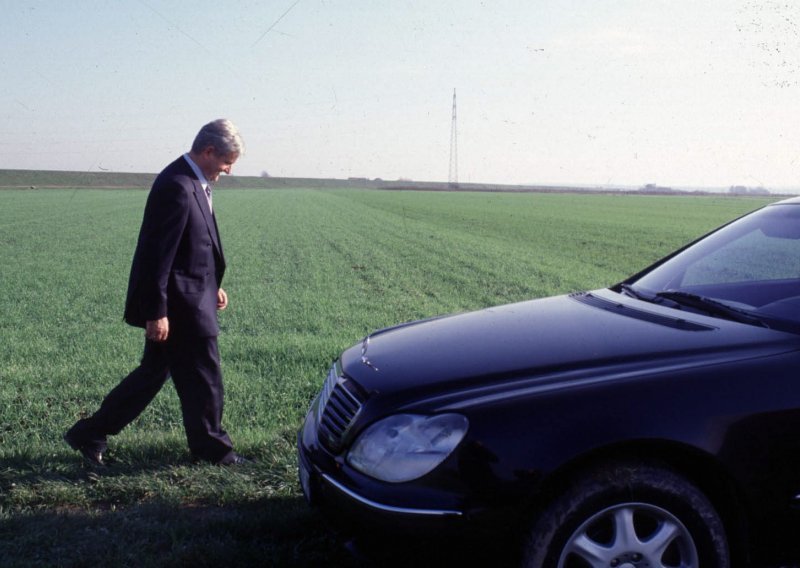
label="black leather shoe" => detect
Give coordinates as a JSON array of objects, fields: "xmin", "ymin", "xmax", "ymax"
[
  {"xmin": 217, "ymin": 453, "xmax": 254, "ymax": 466},
  {"xmin": 63, "ymin": 431, "xmax": 105, "ymax": 466}
]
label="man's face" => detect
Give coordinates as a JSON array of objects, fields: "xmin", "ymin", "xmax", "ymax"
[{"xmin": 197, "ymin": 147, "xmax": 239, "ymax": 182}]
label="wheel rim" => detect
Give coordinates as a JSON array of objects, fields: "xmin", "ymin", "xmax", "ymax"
[{"xmin": 558, "ymin": 503, "xmax": 699, "ymax": 568}]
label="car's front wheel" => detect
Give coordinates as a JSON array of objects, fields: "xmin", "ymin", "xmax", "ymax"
[{"xmin": 522, "ymin": 461, "xmax": 729, "ymax": 568}]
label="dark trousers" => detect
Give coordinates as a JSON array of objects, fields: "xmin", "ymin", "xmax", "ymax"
[{"xmin": 76, "ymin": 335, "xmax": 234, "ymax": 463}]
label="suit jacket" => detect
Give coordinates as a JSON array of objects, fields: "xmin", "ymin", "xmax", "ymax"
[{"xmin": 123, "ymin": 156, "xmax": 226, "ymax": 337}]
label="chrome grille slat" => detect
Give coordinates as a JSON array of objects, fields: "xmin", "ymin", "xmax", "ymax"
[
  {"xmin": 322, "ymin": 411, "xmax": 346, "ymax": 431},
  {"xmin": 327, "ymin": 391, "xmax": 359, "ymax": 417},
  {"xmin": 316, "ymin": 363, "xmax": 366, "ymax": 453},
  {"xmin": 315, "ymin": 366, "xmax": 338, "ymax": 423}
]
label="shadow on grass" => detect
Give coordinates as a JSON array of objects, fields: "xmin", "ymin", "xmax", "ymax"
[
  {"xmin": 0, "ymin": 496, "xmax": 365, "ymax": 568},
  {"xmin": 0, "ymin": 446, "xmax": 368, "ymax": 568}
]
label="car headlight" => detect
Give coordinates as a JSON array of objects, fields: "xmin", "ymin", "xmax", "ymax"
[{"xmin": 346, "ymin": 413, "xmax": 469, "ymax": 483}]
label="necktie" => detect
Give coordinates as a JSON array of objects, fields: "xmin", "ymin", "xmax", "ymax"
[{"xmin": 205, "ymin": 185, "xmax": 213, "ymax": 213}]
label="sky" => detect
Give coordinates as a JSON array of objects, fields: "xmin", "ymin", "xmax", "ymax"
[{"xmin": 2, "ymin": 1, "xmax": 800, "ymax": 191}]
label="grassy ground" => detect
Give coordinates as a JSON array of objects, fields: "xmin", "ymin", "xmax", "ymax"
[{"xmin": 0, "ymin": 188, "xmax": 774, "ymax": 566}]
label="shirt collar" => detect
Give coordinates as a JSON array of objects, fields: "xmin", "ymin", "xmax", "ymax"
[{"xmin": 183, "ymin": 153, "xmax": 209, "ymax": 189}]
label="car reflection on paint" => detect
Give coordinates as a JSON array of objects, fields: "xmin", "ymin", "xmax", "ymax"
[{"xmin": 298, "ymin": 197, "xmax": 800, "ymax": 567}]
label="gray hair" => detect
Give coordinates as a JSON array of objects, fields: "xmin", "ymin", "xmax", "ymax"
[{"xmin": 191, "ymin": 119, "xmax": 244, "ymax": 156}]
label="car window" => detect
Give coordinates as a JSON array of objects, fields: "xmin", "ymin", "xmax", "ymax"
[
  {"xmin": 683, "ymin": 228, "xmax": 800, "ymax": 286},
  {"xmin": 631, "ymin": 203, "xmax": 800, "ymax": 326}
]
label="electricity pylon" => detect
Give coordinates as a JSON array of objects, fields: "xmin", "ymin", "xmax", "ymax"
[{"xmin": 448, "ymin": 89, "xmax": 458, "ymax": 189}]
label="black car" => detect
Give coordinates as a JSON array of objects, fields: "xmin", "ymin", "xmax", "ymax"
[{"xmin": 298, "ymin": 197, "xmax": 800, "ymax": 567}]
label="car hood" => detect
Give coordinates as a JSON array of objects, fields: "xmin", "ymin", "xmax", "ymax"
[{"xmin": 341, "ymin": 288, "xmax": 799, "ymax": 399}]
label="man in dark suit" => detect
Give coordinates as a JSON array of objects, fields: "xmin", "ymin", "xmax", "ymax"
[{"xmin": 65, "ymin": 119, "xmax": 249, "ymax": 466}]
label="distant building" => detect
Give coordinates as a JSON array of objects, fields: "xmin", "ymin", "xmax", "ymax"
[
  {"xmin": 639, "ymin": 183, "xmax": 674, "ymax": 193},
  {"xmin": 729, "ymin": 185, "xmax": 769, "ymax": 195}
]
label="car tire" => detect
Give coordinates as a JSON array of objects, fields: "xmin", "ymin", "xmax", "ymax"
[{"xmin": 521, "ymin": 461, "xmax": 730, "ymax": 568}]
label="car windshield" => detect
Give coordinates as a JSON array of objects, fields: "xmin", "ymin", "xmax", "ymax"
[{"xmin": 622, "ymin": 202, "xmax": 800, "ymax": 332}]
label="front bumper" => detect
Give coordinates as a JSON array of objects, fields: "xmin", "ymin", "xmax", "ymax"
[{"xmin": 298, "ymin": 443, "xmax": 468, "ymax": 531}]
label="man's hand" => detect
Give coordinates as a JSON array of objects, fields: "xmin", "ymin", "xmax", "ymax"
[
  {"xmin": 217, "ymin": 288, "xmax": 228, "ymax": 311},
  {"xmin": 146, "ymin": 317, "xmax": 169, "ymax": 342}
]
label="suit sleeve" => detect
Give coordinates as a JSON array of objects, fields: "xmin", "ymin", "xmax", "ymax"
[{"xmin": 138, "ymin": 181, "xmax": 190, "ymax": 321}]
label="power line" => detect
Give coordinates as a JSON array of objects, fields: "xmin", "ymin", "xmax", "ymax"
[{"xmin": 252, "ymin": 0, "xmax": 302, "ymax": 47}]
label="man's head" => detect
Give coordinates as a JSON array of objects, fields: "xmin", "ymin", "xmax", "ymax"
[{"xmin": 189, "ymin": 119, "xmax": 244, "ymax": 182}]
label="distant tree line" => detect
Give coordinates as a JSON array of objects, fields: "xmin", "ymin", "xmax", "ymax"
[{"xmin": 638, "ymin": 183, "xmax": 772, "ymax": 196}]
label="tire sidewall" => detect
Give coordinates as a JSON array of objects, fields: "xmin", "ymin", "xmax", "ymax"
[{"xmin": 523, "ymin": 462, "xmax": 730, "ymax": 568}]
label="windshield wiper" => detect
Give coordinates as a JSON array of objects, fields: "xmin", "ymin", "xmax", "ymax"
[
  {"xmin": 655, "ymin": 290, "xmax": 768, "ymax": 328},
  {"xmin": 618, "ymin": 283, "xmax": 655, "ymax": 302}
]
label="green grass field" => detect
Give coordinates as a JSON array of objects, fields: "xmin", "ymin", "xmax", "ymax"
[{"xmin": 0, "ymin": 188, "xmax": 775, "ymax": 566}]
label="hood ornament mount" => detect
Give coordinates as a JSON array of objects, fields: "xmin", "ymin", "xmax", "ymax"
[{"xmin": 361, "ymin": 335, "xmax": 380, "ymax": 372}]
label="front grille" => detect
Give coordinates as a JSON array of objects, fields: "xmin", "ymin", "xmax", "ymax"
[{"xmin": 317, "ymin": 364, "xmax": 366, "ymax": 454}]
